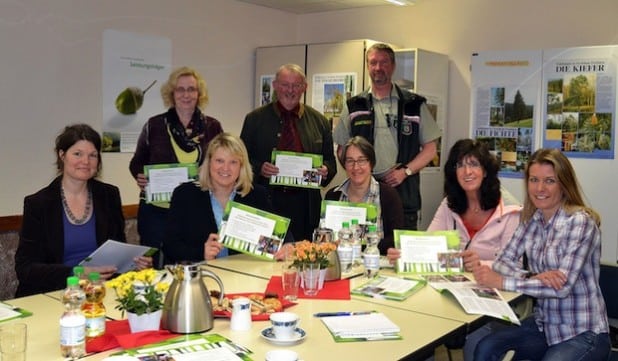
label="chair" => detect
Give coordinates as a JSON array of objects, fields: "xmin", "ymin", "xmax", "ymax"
[{"xmin": 599, "ymin": 263, "xmax": 618, "ymax": 357}]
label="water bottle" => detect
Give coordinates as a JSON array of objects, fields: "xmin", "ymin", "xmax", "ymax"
[
  {"xmin": 72, "ymin": 265, "xmax": 89, "ymax": 290},
  {"xmin": 82, "ymin": 272, "xmax": 106, "ymax": 338},
  {"xmin": 60, "ymin": 276, "xmax": 86, "ymax": 359},
  {"xmin": 350, "ymin": 219, "xmax": 363, "ymax": 266},
  {"xmin": 337, "ymin": 221, "xmax": 353, "ymax": 272},
  {"xmin": 363, "ymin": 225, "xmax": 380, "ymax": 278}
]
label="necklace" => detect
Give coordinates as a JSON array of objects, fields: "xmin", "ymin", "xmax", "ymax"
[
  {"xmin": 61, "ymin": 186, "xmax": 93, "ymax": 225},
  {"xmin": 473, "ymin": 207, "xmax": 481, "ymax": 213}
]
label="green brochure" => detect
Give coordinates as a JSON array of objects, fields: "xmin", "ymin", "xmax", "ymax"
[
  {"xmin": 0, "ymin": 302, "xmax": 33, "ymax": 323},
  {"xmin": 320, "ymin": 312, "xmax": 402, "ymax": 342},
  {"xmin": 393, "ymin": 230, "xmax": 463, "ymax": 274},
  {"xmin": 351, "ymin": 275, "xmax": 426, "ymax": 301},
  {"xmin": 320, "ymin": 200, "xmax": 378, "ymax": 236},
  {"xmin": 144, "ymin": 162, "xmax": 198, "ymax": 205},
  {"xmin": 269, "ymin": 150, "xmax": 323, "ymax": 189},
  {"xmin": 110, "ymin": 333, "xmax": 253, "ymax": 360},
  {"xmin": 219, "ymin": 201, "xmax": 290, "ymax": 260}
]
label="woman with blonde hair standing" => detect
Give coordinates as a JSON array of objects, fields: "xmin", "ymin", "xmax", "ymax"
[{"xmin": 129, "ymin": 66, "xmax": 223, "ymax": 267}]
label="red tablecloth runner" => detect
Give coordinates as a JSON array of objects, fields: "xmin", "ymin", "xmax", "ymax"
[
  {"xmin": 86, "ymin": 319, "xmax": 177, "ymax": 352},
  {"xmin": 265, "ymin": 276, "xmax": 350, "ymax": 300}
]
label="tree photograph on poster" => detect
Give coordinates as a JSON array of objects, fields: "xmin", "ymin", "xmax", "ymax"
[
  {"xmin": 546, "ymin": 74, "xmax": 612, "ymax": 153},
  {"xmin": 477, "ymin": 86, "xmax": 534, "ymax": 174},
  {"xmin": 542, "ymin": 47, "xmax": 615, "ymax": 160}
]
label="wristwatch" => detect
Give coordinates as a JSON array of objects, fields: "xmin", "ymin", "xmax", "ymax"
[{"xmin": 403, "ymin": 166, "xmax": 413, "ymax": 177}]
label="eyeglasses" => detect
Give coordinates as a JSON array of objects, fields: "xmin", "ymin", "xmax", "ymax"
[
  {"xmin": 174, "ymin": 87, "xmax": 198, "ymax": 94},
  {"xmin": 344, "ymin": 158, "xmax": 370, "ymax": 168},
  {"xmin": 277, "ymin": 82, "xmax": 305, "ymax": 91},
  {"xmin": 455, "ymin": 160, "xmax": 482, "ymax": 169}
]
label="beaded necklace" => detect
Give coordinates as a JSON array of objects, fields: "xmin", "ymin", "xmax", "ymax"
[{"xmin": 61, "ymin": 186, "xmax": 93, "ymax": 225}]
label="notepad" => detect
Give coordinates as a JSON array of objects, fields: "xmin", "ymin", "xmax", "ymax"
[
  {"xmin": 80, "ymin": 240, "xmax": 157, "ymax": 274},
  {"xmin": 320, "ymin": 312, "xmax": 401, "ymax": 342}
]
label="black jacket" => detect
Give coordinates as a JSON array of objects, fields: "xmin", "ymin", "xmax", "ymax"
[
  {"xmin": 15, "ymin": 176, "xmax": 125, "ymax": 297},
  {"xmin": 163, "ymin": 182, "xmax": 273, "ymax": 263}
]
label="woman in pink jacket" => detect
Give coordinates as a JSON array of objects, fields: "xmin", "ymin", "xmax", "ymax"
[
  {"xmin": 388, "ymin": 138, "xmax": 521, "ymax": 266},
  {"xmin": 387, "ymin": 139, "xmax": 522, "ymax": 360},
  {"xmin": 427, "ymin": 139, "xmax": 521, "ymax": 268}
]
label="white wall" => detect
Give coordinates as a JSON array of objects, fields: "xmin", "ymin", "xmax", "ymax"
[
  {"xmin": 1, "ymin": 0, "xmax": 617, "ymax": 261},
  {"xmin": 0, "ymin": 0, "xmax": 297, "ymax": 215}
]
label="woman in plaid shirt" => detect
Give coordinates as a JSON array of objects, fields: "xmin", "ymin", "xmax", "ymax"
[{"xmin": 472, "ymin": 148, "xmax": 610, "ymax": 361}]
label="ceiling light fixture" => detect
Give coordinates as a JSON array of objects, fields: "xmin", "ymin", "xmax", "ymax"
[{"xmin": 385, "ymin": 0, "xmax": 416, "ymax": 6}]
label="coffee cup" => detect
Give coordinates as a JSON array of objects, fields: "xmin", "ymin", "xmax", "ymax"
[
  {"xmin": 269, "ymin": 312, "xmax": 299, "ymax": 340},
  {"xmin": 265, "ymin": 349, "xmax": 299, "ymax": 361}
]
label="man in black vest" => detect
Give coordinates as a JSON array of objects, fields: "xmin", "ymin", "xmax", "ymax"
[{"xmin": 333, "ymin": 43, "xmax": 441, "ymax": 230}]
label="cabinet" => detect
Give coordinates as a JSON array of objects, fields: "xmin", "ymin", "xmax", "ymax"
[
  {"xmin": 394, "ymin": 49, "xmax": 449, "ymax": 230},
  {"xmin": 254, "ymin": 40, "xmax": 381, "ymax": 108}
]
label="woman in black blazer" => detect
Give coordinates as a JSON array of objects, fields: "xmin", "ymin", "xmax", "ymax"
[
  {"xmin": 163, "ymin": 133, "xmax": 275, "ymax": 263},
  {"xmin": 15, "ymin": 124, "xmax": 153, "ymax": 297}
]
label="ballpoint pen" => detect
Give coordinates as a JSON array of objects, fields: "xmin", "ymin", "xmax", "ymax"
[{"xmin": 313, "ymin": 311, "xmax": 373, "ymax": 317}]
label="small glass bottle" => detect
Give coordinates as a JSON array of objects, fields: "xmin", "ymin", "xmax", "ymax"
[
  {"xmin": 60, "ymin": 276, "xmax": 86, "ymax": 359},
  {"xmin": 337, "ymin": 221, "xmax": 353, "ymax": 272},
  {"xmin": 363, "ymin": 225, "xmax": 380, "ymax": 278},
  {"xmin": 82, "ymin": 272, "xmax": 106, "ymax": 338},
  {"xmin": 349, "ymin": 219, "xmax": 363, "ymax": 266}
]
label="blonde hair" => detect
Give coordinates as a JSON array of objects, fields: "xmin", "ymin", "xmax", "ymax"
[
  {"xmin": 198, "ymin": 133, "xmax": 253, "ymax": 196},
  {"xmin": 522, "ymin": 148, "xmax": 600, "ymax": 226},
  {"xmin": 160, "ymin": 66, "xmax": 209, "ymax": 110}
]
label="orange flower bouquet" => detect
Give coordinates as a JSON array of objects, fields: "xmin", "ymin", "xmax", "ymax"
[{"xmin": 290, "ymin": 240, "xmax": 337, "ymax": 269}]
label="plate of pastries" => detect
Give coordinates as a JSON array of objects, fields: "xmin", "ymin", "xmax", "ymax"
[{"xmin": 210, "ymin": 291, "xmax": 295, "ymax": 321}]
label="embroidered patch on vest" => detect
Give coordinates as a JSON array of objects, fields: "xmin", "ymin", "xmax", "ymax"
[
  {"xmin": 401, "ymin": 115, "xmax": 420, "ymax": 135},
  {"xmin": 353, "ymin": 120, "xmax": 372, "ymax": 126}
]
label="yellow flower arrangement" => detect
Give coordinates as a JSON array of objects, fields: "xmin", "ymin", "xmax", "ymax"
[
  {"xmin": 105, "ymin": 269, "xmax": 170, "ymax": 316},
  {"xmin": 291, "ymin": 240, "xmax": 337, "ymax": 269}
]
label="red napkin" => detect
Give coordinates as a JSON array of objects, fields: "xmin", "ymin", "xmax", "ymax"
[
  {"xmin": 86, "ymin": 319, "xmax": 177, "ymax": 352},
  {"xmin": 265, "ymin": 276, "xmax": 350, "ymax": 300}
]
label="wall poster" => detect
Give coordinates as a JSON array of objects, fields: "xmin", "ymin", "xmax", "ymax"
[
  {"xmin": 470, "ymin": 50, "xmax": 543, "ymax": 178},
  {"xmin": 102, "ymin": 29, "xmax": 171, "ymax": 153},
  {"xmin": 260, "ymin": 75, "xmax": 275, "ymax": 106},
  {"xmin": 311, "ymin": 72, "xmax": 357, "ymax": 131},
  {"xmin": 542, "ymin": 46, "xmax": 617, "ymax": 159}
]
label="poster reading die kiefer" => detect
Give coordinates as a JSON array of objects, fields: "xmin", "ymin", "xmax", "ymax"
[
  {"xmin": 102, "ymin": 29, "xmax": 171, "ymax": 153},
  {"xmin": 542, "ymin": 46, "xmax": 616, "ymax": 159}
]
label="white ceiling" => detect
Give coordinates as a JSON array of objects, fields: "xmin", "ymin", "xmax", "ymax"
[{"xmin": 235, "ymin": 0, "xmax": 415, "ymax": 14}]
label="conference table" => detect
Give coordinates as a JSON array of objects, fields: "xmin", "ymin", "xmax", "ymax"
[
  {"xmin": 208, "ymin": 254, "xmax": 529, "ymax": 337},
  {"xmin": 208, "ymin": 255, "xmax": 526, "ymax": 317},
  {"xmin": 4, "ymin": 264, "xmax": 471, "ymax": 361}
]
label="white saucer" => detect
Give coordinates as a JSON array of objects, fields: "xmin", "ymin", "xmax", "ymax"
[{"xmin": 261, "ymin": 327, "xmax": 306, "ymax": 345}]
